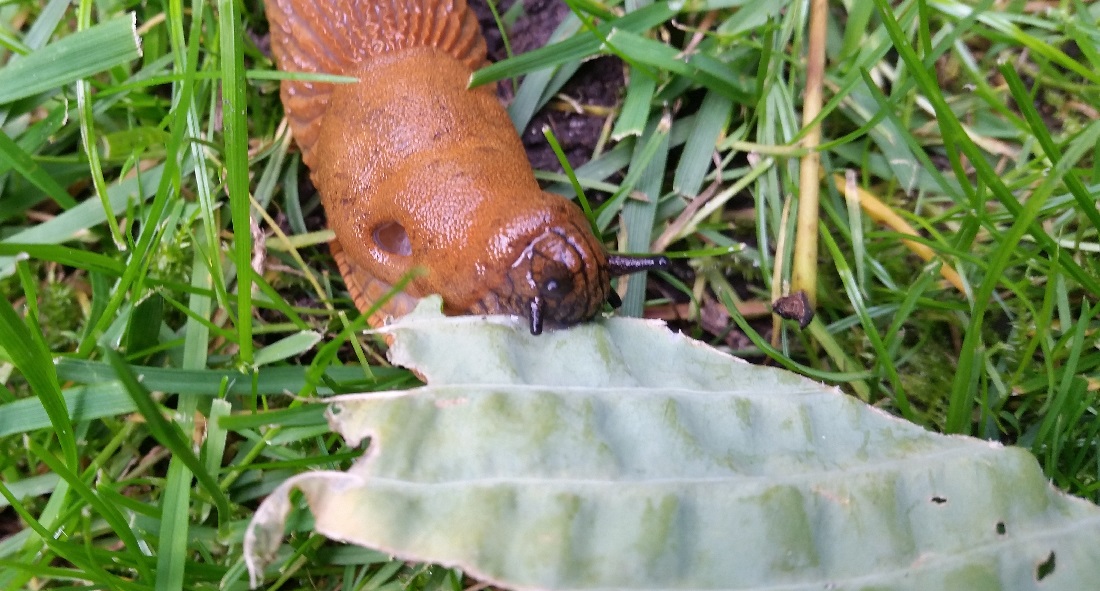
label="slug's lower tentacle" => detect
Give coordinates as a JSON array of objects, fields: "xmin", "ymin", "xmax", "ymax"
[
  {"xmin": 607, "ymin": 290, "xmax": 622, "ymax": 309},
  {"xmin": 529, "ymin": 298, "xmax": 544, "ymax": 336}
]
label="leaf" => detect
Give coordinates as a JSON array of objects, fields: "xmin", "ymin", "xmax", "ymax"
[{"xmin": 245, "ymin": 297, "xmax": 1100, "ymax": 590}]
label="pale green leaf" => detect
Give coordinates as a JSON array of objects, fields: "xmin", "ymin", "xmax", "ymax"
[{"xmin": 246, "ymin": 297, "xmax": 1100, "ymax": 590}]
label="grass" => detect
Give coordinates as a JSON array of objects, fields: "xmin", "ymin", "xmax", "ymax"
[{"xmin": 1, "ymin": 0, "xmax": 1099, "ymax": 588}]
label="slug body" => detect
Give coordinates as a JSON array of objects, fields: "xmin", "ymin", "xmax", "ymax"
[{"xmin": 266, "ymin": 0, "xmax": 665, "ymax": 333}]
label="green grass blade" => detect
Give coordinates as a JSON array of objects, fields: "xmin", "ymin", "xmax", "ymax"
[
  {"xmin": 18, "ymin": 0, "xmax": 72, "ymax": 53},
  {"xmin": 105, "ymin": 349, "xmax": 231, "ymax": 526},
  {"xmin": 54, "ymin": 358, "xmax": 400, "ymax": 395},
  {"xmin": 74, "ymin": 4, "xmax": 202, "ymax": 356},
  {"xmin": 253, "ymin": 331, "xmax": 323, "ymax": 367},
  {"xmin": 74, "ymin": 2, "xmax": 127, "ymax": 250},
  {"xmin": 870, "ymin": 0, "xmax": 1100, "ymax": 431},
  {"xmin": 504, "ymin": 14, "xmax": 582, "ymax": 131},
  {"xmin": 0, "ymin": 129, "xmax": 76, "ymax": 209},
  {"xmin": 542, "ymin": 126, "xmax": 595, "ymax": 224},
  {"xmin": 0, "ymin": 474, "xmax": 59, "ymax": 510},
  {"xmin": 604, "ymin": 29, "xmax": 751, "ymax": 102},
  {"xmin": 0, "ymin": 298, "xmax": 77, "ymax": 470},
  {"xmin": 610, "ymin": 70, "xmax": 656, "ymax": 141},
  {"xmin": 25, "ymin": 437, "xmax": 155, "ymax": 583},
  {"xmin": 871, "ymin": 0, "xmax": 1100, "ymax": 296},
  {"xmin": 820, "ymin": 224, "xmax": 913, "ymax": 420},
  {"xmin": 219, "ymin": 0, "xmax": 254, "ymax": 365},
  {"xmin": 155, "ymin": 232, "xmax": 216, "ymax": 591},
  {"xmin": 0, "ymin": 165, "xmax": 164, "ymax": 278},
  {"xmin": 0, "ymin": 14, "xmax": 142, "ymax": 104},
  {"xmin": 930, "ymin": 0, "xmax": 1100, "ymax": 85},
  {"xmin": 595, "ymin": 122, "xmax": 670, "ymax": 231},
  {"xmin": 0, "ymin": 105, "xmax": 67, "ymax": 197},
  {"xmin": 998, "ymin": 63, "xmax": 1100, "ymax": 231},
  {"xmin": 0, "ymin": 244, "xmax": 123, "ymax": 275},
  {"xmin": 0, "ymin": 481, "xmax": 112, "ymax": 586},
  {"xmin": 155, "ymin": 418, "xmax": 194, "ymax": 591},
  {"xmin": 672, "ymin": 91, "xmax": 732, "ymax": 196},
  {"xmin": 202, "ymin": 398, "xmax": 233, "ymax": 521},
  {"xmin": 0, "ymin": 382, "xmax": 131, "ymax": 438},
  {"xmin": 472, "ymin": 3, "xmax": 676, "ymax": 86},
  {"xmin": 620, "ymin": 115, "xmax": 670, "ymax": 317}
]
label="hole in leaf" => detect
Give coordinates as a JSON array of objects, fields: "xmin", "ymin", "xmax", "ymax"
[
  {"xmin": 996, "ymin": 521, "xmax": 1006, "ymax": 535},
  {"xmin": 373, "ymin": 222, "xmax": 412, "ymax": 256},
  {"xmin": 930, "ymin": 496, "xmax": 947, "ymax": 504},
  {"xmin": 1036, "ymin": 551, "xmax": 1056, "ymax": 580}
]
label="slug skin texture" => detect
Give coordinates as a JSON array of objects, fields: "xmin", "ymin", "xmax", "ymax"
[{"xmin": 266, "ymin": 0, "xmax": 664, "ymax": 334}]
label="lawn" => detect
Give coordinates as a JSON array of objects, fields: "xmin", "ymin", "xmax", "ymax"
[{"xmin": 1, "ymin": 0, "xmax": 1098, "ymax": 589}]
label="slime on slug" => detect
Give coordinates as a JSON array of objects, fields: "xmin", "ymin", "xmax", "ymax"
[{"xmin": 265, "ymin": 0, "xmax": 668, "ymax": 334}]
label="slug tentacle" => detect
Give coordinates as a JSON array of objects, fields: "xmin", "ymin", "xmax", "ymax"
[
  {"xmin": 607, "ymin": 290, "xmax": 623, "ymax": 309},
  {"xmin": 530, "ymin": 298, "xmax": 544, "ymax": 336},
  {"xmin": 608, "ymin": 253, "xmax": 671, "ymax": 277}
]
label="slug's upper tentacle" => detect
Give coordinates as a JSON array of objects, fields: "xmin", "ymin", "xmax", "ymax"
[{"xmin": 608, "ymin": 253, "xmax": 671, "ymax": 277}]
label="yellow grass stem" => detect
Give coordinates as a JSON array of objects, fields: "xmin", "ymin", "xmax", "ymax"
[
  {"xmin": 833, "ymin": 174, "xmax": 966, "ymax": 294},
  {"xmin": 791, "ymin": 0, "xmax": 827, "ymax": 307}
]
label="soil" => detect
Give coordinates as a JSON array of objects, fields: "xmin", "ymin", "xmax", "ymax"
[
  {"xmin": 0, "ymin": 508, "xmax": 20, "ymax": 538},
  {"xmin": 474, "ymin": 0, "xmax": 623, "ymax": 172}
]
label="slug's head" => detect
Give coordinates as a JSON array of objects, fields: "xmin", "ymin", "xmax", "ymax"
[
  {"xmin": 488, "ymin": 215, "xmax": 669, "ymax": 336},
  {"xmin": 495, "ymin": 227, "xmax": 603, "ymax": 335}
]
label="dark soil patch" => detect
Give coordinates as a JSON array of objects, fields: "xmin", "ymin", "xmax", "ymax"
[
  {"xmin": 0, "ymin": 507, "xmax": 20, "ymax": 539},
  {"xmin": 473, "ymin": 0, "xmax": 623, "ymax": 172}
]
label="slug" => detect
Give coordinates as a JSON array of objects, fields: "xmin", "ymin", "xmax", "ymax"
[{"xmin": 265, "ymin": 0, "xmax": 668, "ymax": 334}]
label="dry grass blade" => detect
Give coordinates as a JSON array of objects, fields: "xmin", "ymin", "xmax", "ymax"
[{"xmin": 790, "ymin": 0, "xmax": 827, "ymax": 309}]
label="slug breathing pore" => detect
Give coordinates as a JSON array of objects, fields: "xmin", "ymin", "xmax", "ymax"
[{"xmin": 266, "ymin": 0, "xmax": 668, "ymax": 334}]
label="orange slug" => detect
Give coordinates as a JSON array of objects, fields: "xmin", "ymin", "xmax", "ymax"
[{"xmin": 265, "ymin": 0, "xmax": 667, "ymax": 334}]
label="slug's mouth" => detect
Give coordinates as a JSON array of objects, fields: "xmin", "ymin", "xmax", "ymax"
[
  {"xmin": 487, "ymin": 227, "xmax": 669, "ymax": 335},
  {"xmin": 497, "ymin": 228, "xmax": 599, "ymax": 335}
]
